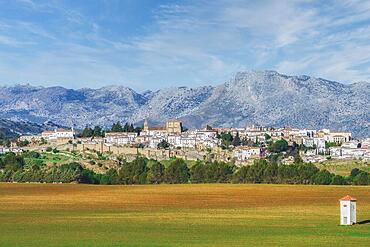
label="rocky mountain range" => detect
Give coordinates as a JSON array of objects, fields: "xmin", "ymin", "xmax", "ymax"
[
  {"xmin": 0, "ymin": 70, "xmax": 369, "ymax": 137},
  {"xmin": 0, "ymin": 119, "xmax": 61, "ymax": 139}
]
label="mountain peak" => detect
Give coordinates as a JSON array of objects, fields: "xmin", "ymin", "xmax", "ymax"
[{"xmin": 0, "ymin": 71, "xmax": 368, "ymax": 137}]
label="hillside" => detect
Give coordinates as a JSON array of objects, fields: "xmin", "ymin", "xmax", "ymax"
[
  {"xmin": 0, "ymin": 119, "xmax": 60, "ymax": 139},
  {"xmin": 0, "ymin": 71, "xmax": 369, "ymax": 137}
]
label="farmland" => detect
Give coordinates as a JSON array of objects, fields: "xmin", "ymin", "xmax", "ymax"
[{"xmin": 0, "ymin": 184, "xmax": 369, "ymax": 246}]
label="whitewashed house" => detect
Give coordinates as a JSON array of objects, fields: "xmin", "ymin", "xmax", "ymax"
[
  {"xmin": 104, "ymin": 132, "xmax": 137, "ymax": 145},
  {"xmin": 42, "ymin": 128, "xmax": 75, "ymax": 140},
  {"xmin": 233, "ymin": 147, "xmax": 261, "ymax": 161},
  {"xmin": 340, "ymin": 195, "xmax": 356, "ymax": 225},
  {"xmin": 342, "ymin": 140, "xmax": 360, "ymax": 149},
  {"xmin": 180, "ymin": 137, "xmax": 196, "ymax": 148},
  {"xmin": 313, "ymin": 137, "xmax": 326, "ymax": 153},
  {"xmin": 149, "ymin": 137, "xmax": 164, "ymax": 149}
]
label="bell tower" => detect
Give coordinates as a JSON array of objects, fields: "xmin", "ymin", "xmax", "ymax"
[{"xmin": 143, "ymin": 118, "xmax": 149, "ymax": 131}]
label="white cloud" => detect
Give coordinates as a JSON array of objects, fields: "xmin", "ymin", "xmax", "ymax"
[{"xmin": 1, "ymin": 0, "xmax": 370, "ymax": 89}]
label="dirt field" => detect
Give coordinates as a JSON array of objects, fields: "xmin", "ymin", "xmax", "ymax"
[{"xmin": 0, "ymin": 183, "xmax": 369, "ymax": 246}]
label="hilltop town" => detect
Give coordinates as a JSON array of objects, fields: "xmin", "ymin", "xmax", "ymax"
[{"xmin": 5, "ymin": 119, "xmax": 369, "ymax": 165}]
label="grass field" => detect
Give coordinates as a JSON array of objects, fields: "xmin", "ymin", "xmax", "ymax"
[
  {"xmin": 0, "ymin": 184, "xmax": 369, "ymax": 246},
  {"xmin": 315, "ymin": 160, "xmax": 370, "ymax": 176}
]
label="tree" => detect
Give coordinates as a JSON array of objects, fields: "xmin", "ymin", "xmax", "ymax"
[
  {"xmin": 263, "ymin": 163, "xmax": 279, "ymax": 183},
  {"xmin": 157, "ymin": 140, "xmax": 170, "ymax": 149},
  {"xmin": 147, "ymin": 160, "xmax": 165, "ymax": 184},
  {"xmin": 134, "ymin": 127, "xmax": 142, "ymax": 135},
  {"xmin": 2, "ymin": 153, "xmax": 25, "ymax": 172},
  {"xmin": 331, "ymin": 175, "xmax": 346, "ymax": 185},
  {"xmin": 82, "ymin": 126, "xmax": 94, "ymax": 137},
  {"xmin": 325, "ymin": 141, "xmax": 339, "ymax": 148},
  {"xmin": 350, "ymin": 168, "xmax": 360, "ymax": 177},
  {"xmin": 313, "ymin": 170, "xmax": 333, "ymax": 185},
  {"xmin": 218, "ymin": 132, "xmax": 233, "ymax": 149},
  {"xmin": 18, "ymin": 139, "xmax": 30, "ymax": 147},
  {"xmin": 2, "ymin": 139, "xmax": 11, "ymax": 148},
  {"xmin": 100, "ymin": 169, "xmax": 119, "ymax": 185},
  {"xmin": 264, "ymin": 133, "xmax": 271, "ymax": 141},
  {"xmin": 93, "ymin": 126, "xmax": 102, "ymax": 137},
  {"xmin": 353, "ymin": 171, "xmax": 369, "ymax": 185},
  {"xmin": 205, "ymin": 161, "xmax": 235, "ymax": 183},
  {"xmin": 118, "ymin": 157, "xmax": 148, "ymax": 184},
  {"xmin": 111, "ymin": 122, "xmax": 123, "ymax": 132},
  {"xmin": 231, "ymin": 132, "xmax": 241, "ymax": 147},
  {"xmin": 247, "ymin": 159, "xmax": 268, "ymax": 183},
  {"xmin": 293, "ymin": 153, "xmax": 303, "ymax": 164},
  {"xmin": 164, "ymin": 158, "xmax": 189, "ymax": 184},
  {"xmin": 233, "ymin": 166, "xmax": 250, "ymax": 183},
  {"xmin": 268, "ymin": 139, "xmax": 288, "ymax": 153},
  {"xmin": 190, "ymin": 160, "xmax": 206, "ymax": 183}
]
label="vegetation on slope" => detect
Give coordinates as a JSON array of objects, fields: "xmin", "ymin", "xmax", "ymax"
[{"xmin": 0, "ymin": 151, "xmax": 369, "ymax": 185}]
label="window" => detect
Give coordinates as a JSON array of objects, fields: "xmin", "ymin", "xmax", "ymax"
[
  {"xmin": 343, "ymin": 205, "xmax": 347, "ymax": 207},
  {"xmin": 343, "ymin": 217, "xmax": 347, "ymax": 223}
]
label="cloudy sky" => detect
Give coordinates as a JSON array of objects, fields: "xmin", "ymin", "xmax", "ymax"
[{"xmin": 0, "ymin": 0, "xmax": 370, "ymax": 90}]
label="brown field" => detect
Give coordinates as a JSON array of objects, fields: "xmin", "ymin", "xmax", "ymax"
[{"xmin": 0, "ymin": 183, "xmax": 369, "ymax": 246}]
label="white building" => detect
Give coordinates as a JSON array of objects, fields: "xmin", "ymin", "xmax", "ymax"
[
  {"xmin": 313, "ymin": 137, "xmax": 326, "ymax": 153},
  {"xmin": 149, "ymin": 137, "xmax": 164, "ymax": 149},
  {"xmin": 104, "ymin": 132, "xmax": 137, "ymax": 145},
  {"xmin": 361, "ymin": 138, "xmax": 370, "ymax": 149},
  {"xmin": 340, "ymin": 195, "xmax": 356, "ymax": 225},
  {"xmin": 18, "ymin": 135, "xmax": 42, "ymax": 143},
  {"xmin": 42, "ymin": 128, "xmax": 75, "ymax": 140},
  {"xmin": 342, "ymin": 140, "xmax": 360, "ymax": 149},
  {"xmin": 233, "ymin": 147, "xmax": 261, "ymax": 161}
]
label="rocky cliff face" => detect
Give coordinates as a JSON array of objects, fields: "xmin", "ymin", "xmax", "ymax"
[{"xmin": 0, "ymin": 71, "xmax": 369, "ymax": 137}]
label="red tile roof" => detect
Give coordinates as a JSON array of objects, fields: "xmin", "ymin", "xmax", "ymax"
[{"xmin": 339, "ymin": 195, "xmax": 357, "ymax": 201}]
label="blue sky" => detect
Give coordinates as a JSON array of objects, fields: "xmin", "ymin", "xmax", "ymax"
[{"xmin": 0, "ymin": 0, "xmax": 370, "ymax": 90}]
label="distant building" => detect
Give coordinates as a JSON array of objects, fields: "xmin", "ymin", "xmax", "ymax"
[
  {"xmin": 41, "ymin": 128, "xmax": 75, "ymax": 140},
  {"xmin": 166, "ymin": 120, "xmax": 182, "ymax": 134},
  {"xmin": 142, "ymin": 118, "xmax": 182, "ymax": 135},
  {"xmin": 326, "ymin": 132, "xmax": 352, "ymax": 143},
  {"xmin": 19, "ymin": 135, "xmax": 42, "ymax": 143},
  {"xmin": 340, "ymin": 195, "xmax": 356, "ymax": 225},
  {"xmin": 233, "ymin": 146, "xmax": 261, "ymax": 161},
  {"xmin": 104, "ymin": 132, "xmax": 137, "ymax": 145}
]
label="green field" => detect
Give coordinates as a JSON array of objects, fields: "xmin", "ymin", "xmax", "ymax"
[
  {"xmin": 0, "ymin": 184, "xmax": 369, "ymax": 246},
  {"xmin": 316, "ymin": 160, "xmax": 370, "ymax": 176}
]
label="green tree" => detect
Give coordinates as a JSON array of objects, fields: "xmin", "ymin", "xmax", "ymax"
[
  {"xmin": 2, "ymin": 153, "xmax": 25, "ymax": 172},
  {"xmin": 157, "ymin": 140, "xmax": 170, "ymax": 149},
  {"xmin": 331, "ymin": 175, "xmax": 346, "ymax": 185},
  {"xmin": 164, "ymin": 158, "xmax": 189, "ymax": 184},
  {"xmin": 353, "ymin": 171, "xmax": 369, "ymax": 185},
  {"xmin": 82, "ymin": 126, "xmax": 94, "ymax": 137},
  {"xmin": 231, "ymin": 132, "xmax": 241, "ymax": 147},
  {"xmin": 293, "ymin": 153, "xmax": 303, "ymax": 164},
  {"xmin": 233, "ymin": 166, "xmax": 250, "ymax": 183},
  {"xmin": 2, "ymin": 139, "xmax": 11, "ymax": 147},
  {"xmin": 190, "ymin": 160, "xmax": 206, "ymax": 183},
  {"xmin": 147, "ymin": 160, "xmax": 165, "ymax": 184},
  {"xmin": 219, "ymin": 132, "xmax": 233, "ymax": 149},
  {"xmin": 205, "ymin": 161, "xmax": 235, "ymax": 183},
  {"xmin": 118, "ymin": 157, "xmax": 148, "ymax": 184},
  {"xmin": 93, "ymin": 126, "xmax": 102, "ymax": 137},
  {"xmin": 268, "ymin": 139, "xmax": 289, "ymax": 153},
  {"xmin": 313, "ymin": 170, "xmax": 333, "ymax": 185},
  {"xmin": 111, "ymin": 122, "xmax": 123, "ymax": 132},
  {"xmin": 100, "ymin": 169, "xmax": 119, "ymax": 185}
]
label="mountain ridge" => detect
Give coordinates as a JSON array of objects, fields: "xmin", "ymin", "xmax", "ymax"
[{"xmin": 0, "ymin": 70, "xmax": 369, "ymax": 137}]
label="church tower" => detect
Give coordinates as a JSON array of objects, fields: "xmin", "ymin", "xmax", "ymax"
[{"xmin": 143, "ymin": 118, "xmax": 149, "ymax": 131}]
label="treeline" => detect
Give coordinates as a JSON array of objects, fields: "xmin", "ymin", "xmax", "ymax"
[
  {"xmin": 80, "ymin": 122, "xmax": 141, "ymax": 138},
  {"xmin": 1, "ymin": 152, "xmax": 369, "ymax": 185}
]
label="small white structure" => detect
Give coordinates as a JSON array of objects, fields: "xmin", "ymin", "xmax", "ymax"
[{"xmin": 340, "ymin": 195, "xmax": 357, "ymax": 225}]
